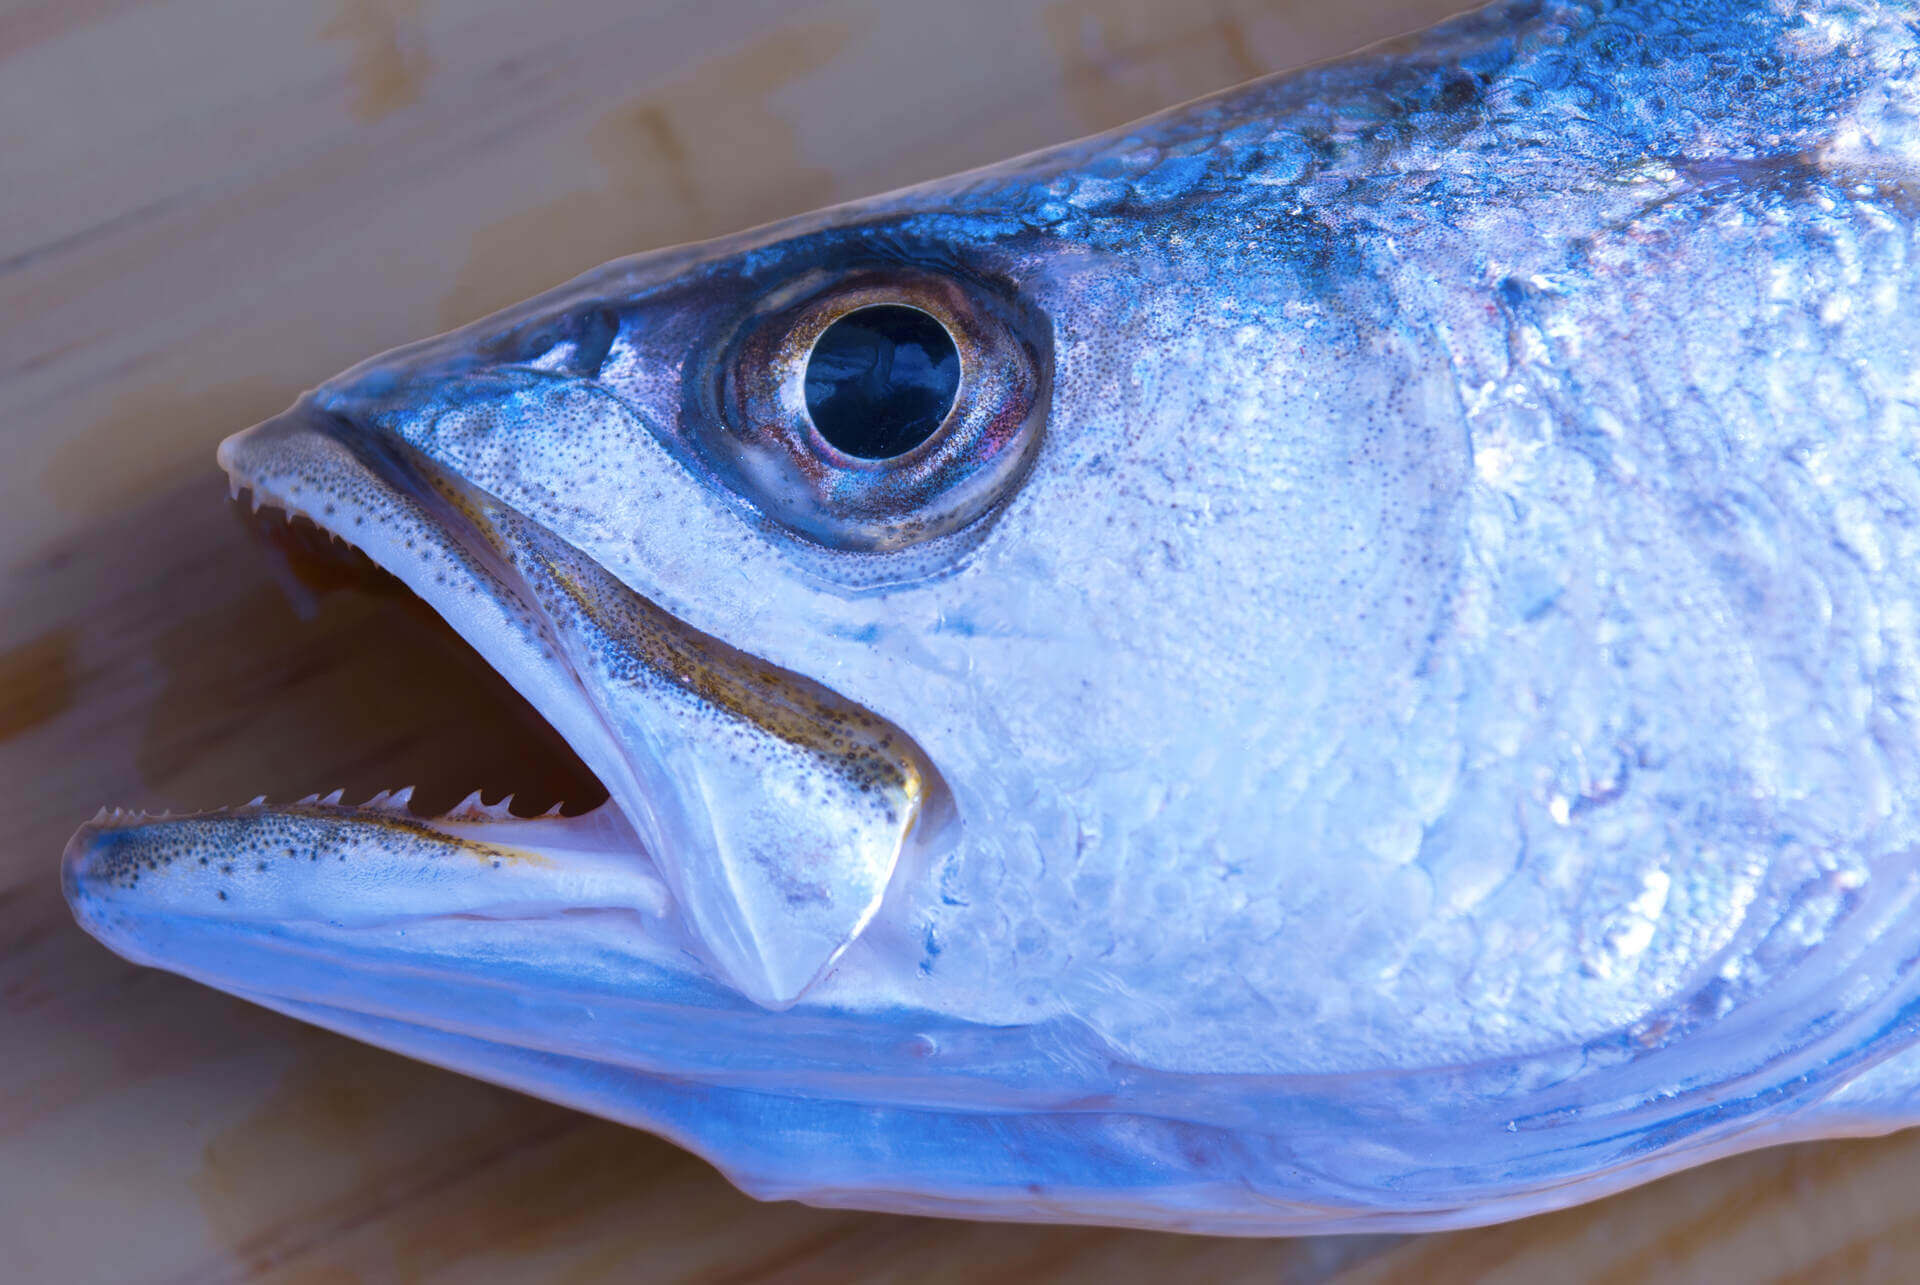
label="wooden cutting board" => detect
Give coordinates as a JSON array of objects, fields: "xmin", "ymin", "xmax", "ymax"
[{"xmin": 5, "ymin": 1, "xmax": 1918, "ymax": 1279}]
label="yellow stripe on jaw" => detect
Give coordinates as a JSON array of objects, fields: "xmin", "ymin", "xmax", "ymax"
[{"xmin": 542, "ymin": 556, "xmax": 926, "ymax": 819}]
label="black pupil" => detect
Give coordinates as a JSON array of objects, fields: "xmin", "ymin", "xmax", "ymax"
[{"xmin": 803, "ymin": 305, "xmax": 960, "ymax": 459}]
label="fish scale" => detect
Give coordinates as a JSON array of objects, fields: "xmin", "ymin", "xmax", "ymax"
[{"xmin": 59, "ymin": 0, "xmax": 1920, "ymax": 1233}]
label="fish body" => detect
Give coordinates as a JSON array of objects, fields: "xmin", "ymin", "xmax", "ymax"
[{"xmin": 62, "ymin": 0, "xmax": 1920, "ymax": 1233}]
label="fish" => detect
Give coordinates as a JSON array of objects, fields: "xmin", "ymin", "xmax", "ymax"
[{"xmin": 58, "ymin": 0, "xmax": 1920, "ymax": 1235}]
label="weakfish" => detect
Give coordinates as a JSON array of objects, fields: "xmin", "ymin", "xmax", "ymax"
[{"xmin": 61, "ymin": 0, "xmax": 1920, "ymax": 1234}]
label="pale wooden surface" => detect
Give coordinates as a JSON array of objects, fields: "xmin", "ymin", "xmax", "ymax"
[{"xmin": 5, "ymin": 1, "xmax": 1920, "ymax": 1280}]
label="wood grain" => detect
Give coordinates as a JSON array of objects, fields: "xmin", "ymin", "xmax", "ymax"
[{"xmin": 5, "ymin": 2, "xmax": 1917, "ymax": 1280}]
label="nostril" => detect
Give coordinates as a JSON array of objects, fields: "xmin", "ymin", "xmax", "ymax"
[{"xmin": 484, "ymin": 306, "xmax": 620, "ymax": 378}]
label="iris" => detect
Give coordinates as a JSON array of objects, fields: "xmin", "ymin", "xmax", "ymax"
[{"xmin": 804, "ymin": 305, "xmax": 960, "ymax": 459}]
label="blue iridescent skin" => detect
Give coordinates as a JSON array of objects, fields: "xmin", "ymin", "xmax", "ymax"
[{"xmin": 61, "ymin": 0, "xmax": 1920, "ymax": 1233}]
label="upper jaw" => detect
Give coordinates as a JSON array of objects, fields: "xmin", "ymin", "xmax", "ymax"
[{"xmin": 67, "ymin": 390, "xmax": 943, "ymax": 1010}]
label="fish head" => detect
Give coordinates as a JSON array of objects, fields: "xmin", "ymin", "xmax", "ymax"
[{"xmin": 67, "ymin": 127, "xmax": 1466, "ymax": 1020}]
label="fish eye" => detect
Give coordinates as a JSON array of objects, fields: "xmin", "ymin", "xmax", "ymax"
[
  {"xmin": 698, "ymin": 263, "xmax": 1050, "ymax": 553},
  {"xmin": 803, "ymin": 306, "xmax": 960, "ymax": 460}
]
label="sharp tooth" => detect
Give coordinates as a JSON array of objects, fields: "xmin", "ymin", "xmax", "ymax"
[
  {"xmin": 296, "ymin": 792, "xmax": 321, "ymax": 805},
  {"xmin": 447, "ymin": 790, "xmax": 489, "ymax": 820},
  {"xmin": 245, "ymin": 795, "xmax": 268, "ymax": 809},
  {"xmin": 359, "ymin": 787, "xmax": 416, "ymax": 814}
]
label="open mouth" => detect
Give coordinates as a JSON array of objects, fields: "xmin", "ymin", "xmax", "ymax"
[{"xmin": 65, "ymin": 397, "xmax": 949, "ymax": 1010}]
